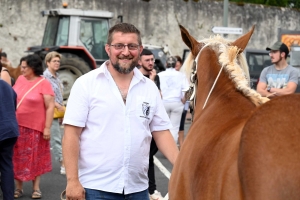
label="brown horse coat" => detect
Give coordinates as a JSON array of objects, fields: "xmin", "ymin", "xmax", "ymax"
[
  {"xmin": 3, "ymin": 63, "xmax": 21, "ymax": 81},
  {"xmin": 169, "ymin": 25, "xmax": 300, "ymax": 200}
]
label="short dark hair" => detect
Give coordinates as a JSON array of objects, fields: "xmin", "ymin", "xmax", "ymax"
[
  {"xmin": 1, "ymin": 52, "xmax": 7, "ymax": 58},
  {"xmin": 0, "ymin": 60, "xmax": 2, "ymax": 72},
  {"xmin": 166, "ymin": 56, "xmax": 177, "ymax": 68},
  {"xmin": 175, "ymin": 55, "xmax": 183, "ymax": 64},
  {"xmin": 107, "ymin": 23, "xmax": 142, "ymax": 45},
  {"xmin": 140, "ymin": 49, "xmax": 154, "ymax": 57},
  {"xmin": 21, "ymin": 54, "xmax": 43, "ymax": 76}
]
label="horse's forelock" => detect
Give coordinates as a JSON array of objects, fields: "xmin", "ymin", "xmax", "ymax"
[
  {"xmin": 216, "ymin": 41, "xmax": 269, "ymax": 106},
  {"xmin": 180, "ymin": 52, "xmax": 194, "ymax": 79},
  {"xmin": 189, "ymin": 35, "xmax": 269, "ymax": 106}
]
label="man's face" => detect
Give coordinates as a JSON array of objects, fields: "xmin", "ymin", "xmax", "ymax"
[
  {"xmin": 175, "ymin": 61, "xmax": 182, "ymax": 71},
  {"xmin": 1, "ymin": 56, "xmax": 6, "ymax": 62},
  {"xmin": 105, "ymin": 32, "xmax": 143, "ymax": 74},
  {"xmin": 269, "ymin": 50, "xmax": 283, "ymax": 64},
  {"xmin": 139, "ymin": 54, "xmax": 155, "ymax": 72}
]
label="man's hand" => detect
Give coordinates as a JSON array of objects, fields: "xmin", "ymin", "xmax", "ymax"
[
  {"xmin": 66, "ymin": 179, "xmax": 85, "ymax": 200},
  {"xmin": 149, "ymin": 69, "xmax": 157, "ymax": 81},
  {"xmin": 266, "ymin": 92, "xmax": 276, "ymax": 98}
]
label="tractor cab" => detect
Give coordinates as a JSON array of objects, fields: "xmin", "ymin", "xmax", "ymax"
[
  {"xmin": 40, "ymin": 9, "xmax": 112, "ymax": 63},
  {"xmin": 27, "ymin": 7, "xmax": 114, "ymax": 99}
]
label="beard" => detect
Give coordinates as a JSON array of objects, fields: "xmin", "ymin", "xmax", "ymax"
[
  {"xmin": 142, "ymin": 65, "xmax": 154, "ymax": 72},
  {"xmin": 111, "ymin": 56, "xmax": 138, "ymax": 74},
  {"xmin": 272, "ymin": 56, "xmax": 282, "ymax": 65}
]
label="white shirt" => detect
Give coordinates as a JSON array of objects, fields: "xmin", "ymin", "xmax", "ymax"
[
  {"xmin": 158, "ymin": 68, "xmax": 190, "ymax": 103},
  {"xmin": 63, "ymin": 62, "xmax": 171, "ymax": 194}
]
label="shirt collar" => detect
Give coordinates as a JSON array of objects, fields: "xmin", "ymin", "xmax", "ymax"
[
  {"xmin": 45, "ymin": 68, "xmax": 59, "ymax": 78},
  {"xmin": 166, "ymin": 67, "xmax": 176, "ymax": 71}
]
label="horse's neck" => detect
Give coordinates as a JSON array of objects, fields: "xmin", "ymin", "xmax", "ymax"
[
  {"xmin": 6, "ymin": 65, "xmax": 21, "ymax": 80},
  {"xmin": 193, "ymin": 74, "xmax": 255, "ymax": 123}
]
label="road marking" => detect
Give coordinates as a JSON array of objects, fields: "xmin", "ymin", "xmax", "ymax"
[
  {"xmin": 153, "ymin": 156, "xmax": 171, "ymax": 199},
  {"xmin": 153, "ymin": 156, "xmax": 171, "ymax": 179}
]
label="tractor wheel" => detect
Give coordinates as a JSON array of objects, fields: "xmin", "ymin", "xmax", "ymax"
[{"xmin": 59, "ymin": 53, "xmax": 91, "ymax": 100}]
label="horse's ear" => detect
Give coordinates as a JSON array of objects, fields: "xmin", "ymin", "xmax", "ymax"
[
  {"xmin": 231, "ymin": 25, "xmax": 255, "ymax": 53},
  {"xmin": 180, "ymin": 25, "xmax": 200, "ymax": 56}
]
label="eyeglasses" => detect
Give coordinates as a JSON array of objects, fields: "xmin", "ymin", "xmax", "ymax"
[
  {"xmin": 51, "ymin": 60, "xmax": 61, "ymax": 63},
  {"xmin": 110, "ymin": 43, "xmax": 140, "ymax": 51}
]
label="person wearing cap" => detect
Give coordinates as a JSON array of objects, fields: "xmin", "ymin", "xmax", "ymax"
[
  {"xmin": 257, "ymin": 41, "xmax": 298, "ymax": 98},
  {"xmin": 158, "ymin": 56, "xmax": 189, "ymax": 144}
]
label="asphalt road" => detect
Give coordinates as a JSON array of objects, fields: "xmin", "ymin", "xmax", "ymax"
[{"xmin": 0, "ymin": 114, "xmax": 192, "ymax": 200}]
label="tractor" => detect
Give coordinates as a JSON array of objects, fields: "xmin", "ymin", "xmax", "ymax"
[
  {"xmin": 27, "ymin": 6, "xmax": 113, "ymax": 99},
  {"xmin": 27, "ymin": 5, "xmax": 171, "ymax": 99}
]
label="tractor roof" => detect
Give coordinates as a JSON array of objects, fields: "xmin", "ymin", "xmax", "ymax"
[{"xmin": 41, "ymin": 8, "xmax": 114, "ymax": 19}]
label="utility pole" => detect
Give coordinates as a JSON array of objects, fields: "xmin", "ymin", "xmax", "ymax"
[{"xmin": 223, "ymin": 0, "xmax": 229, "ymax": 37}]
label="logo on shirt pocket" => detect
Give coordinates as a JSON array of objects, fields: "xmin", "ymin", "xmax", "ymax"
[{"xmin": 141, "ymin": 102, "xmax": 150, "ymax": 119}]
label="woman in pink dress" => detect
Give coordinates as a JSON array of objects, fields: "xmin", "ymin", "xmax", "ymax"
[{"xmin": 12, "ymin": 54, "xmax": 55, "ymax": 199}]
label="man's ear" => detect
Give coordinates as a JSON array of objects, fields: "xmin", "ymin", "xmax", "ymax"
[{"xmin": 105, "ymin": 44, "xmax": 111, "ymax": 57}]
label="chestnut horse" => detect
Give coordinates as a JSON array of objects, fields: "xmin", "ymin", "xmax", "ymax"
[
  {"xmin": 169, "ymin": 25, "xmax": 300, "ymax": 200},
  {"xmin": 2, "ymin": 62, "xmax": 21, "ymax": 81}
]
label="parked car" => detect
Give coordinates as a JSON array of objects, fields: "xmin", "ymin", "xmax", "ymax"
[{"xmin": 244, "ymin": 49, "xmax": 271, "ymax": 89}]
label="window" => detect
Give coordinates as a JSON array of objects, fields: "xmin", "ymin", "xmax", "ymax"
[
  {"xmin": 42, "ymin": 16, "xmax": 70, "ymax": 46},
  {"xmin": 79, "ymin": 19, "xmax": 109, "ymax": 60},
  {"xmin": 42, "ymin": 16, "xmax": 59, "ymax": 46},
  {"xmin": 55, "ymin": 17, "xmax": 70, "ymax": 46}
]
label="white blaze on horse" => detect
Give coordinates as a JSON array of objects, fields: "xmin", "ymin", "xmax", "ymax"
[{"xmin": 169, "ymin": 25, "xmax": 300, "ymax": 200}]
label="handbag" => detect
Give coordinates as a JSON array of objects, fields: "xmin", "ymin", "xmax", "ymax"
[
  {"xmin": 53, "ymin": 106, "xmax": 66, "ymax": 118},
  {"xmin": 54, "ymin": 82, "xmax": 66, "ymax": 119}
]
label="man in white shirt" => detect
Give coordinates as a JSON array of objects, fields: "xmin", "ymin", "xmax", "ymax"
[
  {"xmin": 174, "ymin": 55, "xmax": 190, "ymax": 148},
  {"xmin": 138, "ymin": 49, "xmax": 164, "ymax": 200},
  {"xmin": 62, "ymin": 23, "xmax": 179, "ymax": 200},
  {"xmin": 158, "ymin": 56, "xmax": 189, "ymax": 144}
]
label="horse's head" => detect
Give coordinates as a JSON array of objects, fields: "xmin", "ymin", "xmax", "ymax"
[
  {"xmin": 179, "ymin": 25, "xmax": 269, "ymax": 115},
  {"xmin": 180, "ymin": 24, "xmax": 254, "ymax": 57}
]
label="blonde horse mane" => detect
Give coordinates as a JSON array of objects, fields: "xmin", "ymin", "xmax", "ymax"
[{"xmin": 181, "ymin": 35, "xmax": 269, "ymax": 106}]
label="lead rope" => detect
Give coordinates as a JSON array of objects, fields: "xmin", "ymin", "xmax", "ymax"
[
  {"xmin": 188, "ymin": 44, "xmax": 225, "ymax": 120},
  {"xmin": 202, "ymin": 64, "xmax": 225, "ymax": 109}
]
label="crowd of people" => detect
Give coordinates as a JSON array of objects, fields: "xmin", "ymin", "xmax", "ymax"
[
  {"xmin": 0, "ymin": 52, "xmax": 64, "ymax": 199},
  {"xmin": 0, "ymin": 22, "xmax": 297, "ymax": 200}
]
